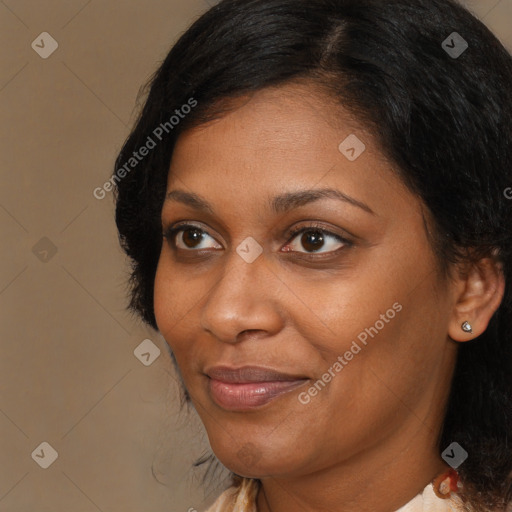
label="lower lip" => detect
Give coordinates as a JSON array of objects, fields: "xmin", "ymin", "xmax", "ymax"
[{"xmin": 208, "ymin": 378, "xmax": 308, "ymax": 410}]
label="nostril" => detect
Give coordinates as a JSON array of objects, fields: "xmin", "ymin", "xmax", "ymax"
[{"xmin": 238, "ymin": 329, "xmax": 265, "ymax": 341}]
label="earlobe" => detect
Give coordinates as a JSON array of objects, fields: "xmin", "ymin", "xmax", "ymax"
[
  {"xmin": 449, "ymin": 318, "xmax": 476, "ymax": 342},
  {"xmin": 448, "ymin": 257, "xmax": 505, "ymax": 343}
]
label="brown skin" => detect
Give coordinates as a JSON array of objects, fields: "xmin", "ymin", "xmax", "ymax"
[{"xmin": 153, "ymin": 82, "xmax": 504, "ymax": 512}]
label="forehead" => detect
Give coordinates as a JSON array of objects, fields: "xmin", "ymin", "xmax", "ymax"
[
  {"xmin": 172, "ymin": 82, "xmax": 360, "ymax": 163},
  {"xmin": 166, "ymin": 82, "xmax": 413, "ymax": 219}
]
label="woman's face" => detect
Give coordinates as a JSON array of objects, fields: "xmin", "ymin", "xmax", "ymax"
[{"xmin": 154, "ymin": 82, "xmax": 458, "ymax": 479}]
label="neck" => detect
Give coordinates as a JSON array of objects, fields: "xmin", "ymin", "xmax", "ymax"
[{"xmin": 256, "ymin": 419, "xmax": 447, "ymax": 512}]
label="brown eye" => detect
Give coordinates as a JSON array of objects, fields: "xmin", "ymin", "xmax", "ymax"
[
  {"xmin": 300, "ymin": 230, "xmax": 325, "ymax": 252},
  {"xmin": 181, "ymin": 228, "xmax": 205, "ymax": 248}
]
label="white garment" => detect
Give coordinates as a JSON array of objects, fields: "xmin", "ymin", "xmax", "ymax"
[
  {"xmin": 395, "ymin": 483, "xmax": 461, "ymax": 512},
  {"xmin": 204, "ymin": 477, "xmax": 463, "ymax": 512}
]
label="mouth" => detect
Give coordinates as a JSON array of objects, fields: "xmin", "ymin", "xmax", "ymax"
[{"xmin": 205, "ymin": 365, "xmax": 309, "ymax": 411}]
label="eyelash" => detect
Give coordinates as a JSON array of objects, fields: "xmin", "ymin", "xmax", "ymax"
[{"xmin": 163, "ymin": 222, "xmax": 352, "ymax": 256}]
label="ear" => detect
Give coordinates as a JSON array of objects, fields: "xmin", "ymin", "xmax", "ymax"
[{"xmin": 448, "ymin": 256, "xmax": 505, "ymax": 342}]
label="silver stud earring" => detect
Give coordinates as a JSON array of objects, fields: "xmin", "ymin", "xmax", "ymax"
[{"xmin": 461, "ymin": 321, "xmax": 473, "ymax": 334}]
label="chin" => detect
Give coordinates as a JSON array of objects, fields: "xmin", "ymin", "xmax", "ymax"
[{"xmin": 212, "ymin": 441, "xmax": 306, "ymax": 480}]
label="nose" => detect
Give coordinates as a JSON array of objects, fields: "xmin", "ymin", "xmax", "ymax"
[{"xmin": 200, "ymin": 248, "xmax": 284, "ymax": 344}]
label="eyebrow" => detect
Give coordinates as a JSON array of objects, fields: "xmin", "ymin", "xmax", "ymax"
[{"xmin": 165, "ymin": 188, "xmax": 375, "ymax": 216}]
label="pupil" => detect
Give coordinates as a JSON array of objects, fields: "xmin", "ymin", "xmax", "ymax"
[
  {"xmin": 183, "ymin": 228, "xmax": 203, "ymax": 248},
  {"xmin": 301, "ymin": 230, "xmax": 324, "ymax": 252}
]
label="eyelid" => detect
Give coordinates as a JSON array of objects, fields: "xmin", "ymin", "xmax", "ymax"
[
  {"xmin": 285, "ymin": 222, "xmax": 351, "ymax": 242},
  {"xmin": 163, "ymin": 221, "xmax": 208, "ymax": 238}
]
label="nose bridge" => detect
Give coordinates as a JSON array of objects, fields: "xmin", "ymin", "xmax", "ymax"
[{"xmin": 200, "ymin": 247, "xmax": 282, "ymax": 343}]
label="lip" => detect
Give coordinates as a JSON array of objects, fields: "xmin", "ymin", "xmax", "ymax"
[{"xmin": 205, "ymin": 365, "xmax": 309, "ymax": 410}]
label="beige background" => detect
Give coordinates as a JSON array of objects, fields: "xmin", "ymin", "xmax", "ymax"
[{"xmin": 1, "ymin": 1, "xmax": 511, "ymax": 511}]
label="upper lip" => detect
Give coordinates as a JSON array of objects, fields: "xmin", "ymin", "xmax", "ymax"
[{"xmin": 205, "ymin": 365, "xmax": 308, "ymax": 383}]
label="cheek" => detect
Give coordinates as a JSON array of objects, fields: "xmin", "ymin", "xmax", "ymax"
[
  {"xmin": 297, "ymin": 253, "xmax": 445, "ymax": 403},
  {"xmin": 153, "ymin": 253, "xmax": 214, "ymax": 382},
  {"xmin": 154, "ymin": 247, "xmax": 201, "ymax": 329},
  {"xmin": 279, "ymin": 266, "xmax": 402, "ymax": 359},
  {"xmin": 326, "ymin": 275, "xmax": 450, "ymax": 414},
  {"xmin": 153, "ymin": 256, "xmax": 191, "ymax": 354}
]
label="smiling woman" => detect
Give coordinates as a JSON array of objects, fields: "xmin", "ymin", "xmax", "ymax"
[{"xmin": 112, "ymin": 0, "xmax": 512, "ymax": 511}]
